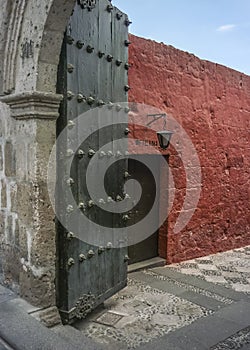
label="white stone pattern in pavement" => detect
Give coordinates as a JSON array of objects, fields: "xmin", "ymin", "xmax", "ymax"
[
  {"xmin": 168, "ymin": 246, "xmax": 250, "ymax": 293},
  {"xmin": 143, "ymin": 270, "xmax": 234, "ymax": 305},
  {"xmin": 75, "ymin": 278, "xmax": 212, "ymax": 349}
]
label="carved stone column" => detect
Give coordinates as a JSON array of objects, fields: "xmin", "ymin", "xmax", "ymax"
[{"xmin": 0, "ymin": 91, "xmax": 62, "ymax": 308}]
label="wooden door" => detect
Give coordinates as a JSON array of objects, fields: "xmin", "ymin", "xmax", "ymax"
[
  {"xmin": 128, "ymin": 156, "xmax": 160, "ymax": 264},
  {"xmin": 56, "ymin": 0, "xmax": 130, "ymax": 324}
]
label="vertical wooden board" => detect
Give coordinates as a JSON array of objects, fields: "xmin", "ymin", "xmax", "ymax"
[
  {"xmin": 112, "ymin": 6, "xmax": 129, "ymax": 102},
  {"xmin": 73, "ymin": 4, "xmax": 99, "ymax": 99},
  {"xmin": 98, "ymin": 0, "xmax": 112, "ymax": 102},
  {"xmin": 58, "ymin": 22, "xmax": 81, "ymax": 312},
  {"xmin": 97, "ymin": 0, "xmax": 114, "ymax": 294},
  {"xmin": 84, "ymin": 2, "xmax": 101, "ymax": 301},
  {"xmin": 111, "ymin": 7, "xmax": 129, "ymax": 287},
  {"xmin": 65, "ymin": 11, "xmax": 77, "ymax": 311},
  {"xmin": 110, "ymin": 8, "xmax": 119, "ymax": 289},
  {"xmin": 77, "ymin": 5, "xmax": 97, "ymax": 308},
  {"xmin": 65, "ymin": 4, "xmax": 90, "ymax": 311},
  {"xmin": 85, "ymin": 3, "xmax": 101, "ymax": 302}
]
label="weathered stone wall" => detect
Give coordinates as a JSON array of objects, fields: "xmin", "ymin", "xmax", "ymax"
[
  {"xmin": 129, "ymin": 34, "xmax": 250, "ymax": 263},
  {"xmin": 0, "ymin": 100, "xmax": 59, "ymax": 306},
  {"xmin": 0, "ymin": 103, "xmax": 19, "ymax": 291},
  {"xmin": 0, "ymin": 0, "xmax": 74, "ymax": 308}
]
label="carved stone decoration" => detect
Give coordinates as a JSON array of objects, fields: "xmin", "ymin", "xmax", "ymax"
[
  {"xmin": 0, "ymin": 91, "xmax": 63, "ymax": 120},
  {"xmin": 72, "ymin": 294, "xmax": 96, "ymax": 319},
  {"xmin": 3, "ymin": 0, "xmax": 28, "ymax": 94},
  {"xmin": 21, "ymin": 39, "xmax": 34, "ymax": 59},
  {"xmin": 78, "ymin": 0, "xmax": 97, "ymax": 11}
]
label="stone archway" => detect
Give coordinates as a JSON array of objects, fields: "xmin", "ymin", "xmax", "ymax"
[
  {"xmin": 0, "ymin": 0, "xmax": 75, "ymax": 311},
  {"xmin": 0, "ymin": 0, "xmax": 75, "ymax": 94}
]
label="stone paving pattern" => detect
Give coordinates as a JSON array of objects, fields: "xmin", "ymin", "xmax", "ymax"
[
  {"xmin": 75, "ymin": 246, "xmax": 250, "ymax": 349},
  {"xmin": 0, "ymin": 246, "xmax": 249, "ymax": 349},
  {"xmin": 76, "ymin": 279, "xmax": 212, "ymax": 349},
  {"xmin": 168, "ymin": 246, "xmax": 250, "ymax": 293}
]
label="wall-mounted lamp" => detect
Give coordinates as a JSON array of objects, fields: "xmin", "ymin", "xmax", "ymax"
[
  {"xmin": 156, "ymin": 130, "xmax": 174, "ymax": 149},
  {"xmin": 147, "ymin": 113, "xmax": 173, "ymax": 150}
]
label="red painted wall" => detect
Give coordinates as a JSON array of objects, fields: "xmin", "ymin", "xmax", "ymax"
[{"xmin": 128, "ymin": 34, "xmax": 250, "ymax": 264}]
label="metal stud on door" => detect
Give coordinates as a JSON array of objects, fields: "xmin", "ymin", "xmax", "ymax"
[{"xmin": 56, "ymin": 0, "xmax": 129, "ymax": 324}]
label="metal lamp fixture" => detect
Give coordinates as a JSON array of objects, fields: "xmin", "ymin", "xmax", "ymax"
[
  {"xmin": 147, "ymin": 113, "xmax": 173, "ymax": 150},
  {"xmin": 156, "ymin": 130, "xmax": 173, "ymax": 149}
]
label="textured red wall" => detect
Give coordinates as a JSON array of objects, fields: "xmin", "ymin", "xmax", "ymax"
[{"xmin": 128, "ymin": 34, "xmax": 250, "ymax": 264}]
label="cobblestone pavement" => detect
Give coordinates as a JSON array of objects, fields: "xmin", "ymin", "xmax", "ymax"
[
  {"xmin": 76, "ymin": 278, "xmax": 212, "ymax": 349},
  {"xmin": 168, "ymin": 246, "xmax": 250, "ymax": 293},
  {"xmin": 75, "ymin": 246, "xmax": 250, "ymax": 349}
]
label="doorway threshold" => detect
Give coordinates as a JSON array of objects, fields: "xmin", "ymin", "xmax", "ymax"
[{"xmin": 128, "ymin": 257, "xmax": 166, "ymax": 273}]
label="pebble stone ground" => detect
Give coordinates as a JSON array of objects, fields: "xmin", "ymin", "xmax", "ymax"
[
  {"xmin": 76, "ymin": 278, "xmax": 213, "ymax": 349},
  {"xmin": 169, "ymin": 246, "xmax": 250, "ymax": 294},
  {"xmin": 74, "ymin": 246, "xmax": 250, "ymax": 350}
]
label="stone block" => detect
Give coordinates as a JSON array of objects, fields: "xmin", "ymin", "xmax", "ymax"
[
  {"xmin": 18, "ymin": 225, "xmax": 28, "ymax": 261},
  {"xmin": 14, "ymin": 218, "xmax": 19, "ymax": 246},
  {"xmin": 10, "ymin": 182, "xmax": 17, "ymax": 212},
  {"xmin": 35, "ymin": 119, "xmax": 56, "ymax": 181},
  {"xmin": 16, "ymin": 182, "xmax": 34, "ymax": 226},
  {"xmin": 4, "ymin": 141, "xmax": 16, "ymax": 177},
  {"xmin": 37, "ymin": 63, "xmax": 60, "ymax": 96},
  {"xmin": 2, "ymin": 244, "xmax": 21, "ymax": 286},
  {"xmin": 30, "ymin": 226, "xmax": 56, "ymax": 268},
  {"xmin": 32, "ymin": 306, "xmax": 62, "ymax": 328},
  {"xmin": 0, "ymin": 111, "xmax": 7, "ymax": 137},
  {"xmin": 15, "ymin": 139, "xmax": 28, "ymax": 181},
  {"xmin": 39, "ymin": 30, "xmax": 64, "ymax": 65},
  {"xmin": 0, "ymin": 118, "xmax": 3, "ymax": 138},
  {"xmin": 0, "ymin": 144, "xmax": 3, "ymax": 171},
  {"xmin": 0, "ymin": 210, "xmax": 5, "ymax": 242},
  {"xmin": 1, "ymin": 179, "xmax": 7, "ymax": 208},
  {"xmin": 20, "ymin": 268, "xmax": 56, "ymax": 308},
  {"xmin": 6, "ymin": 215, "xmax": 14, "ymax": 244}
]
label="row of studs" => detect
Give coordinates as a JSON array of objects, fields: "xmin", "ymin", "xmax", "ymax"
[
  {"xmin": 106, "ymin": 4, "xmax": 132, "ymax": 27},
  {"xmin": 77, "ymin": 195, "xmax": 131, "ymax": 208},
  {"xmin": 66, "ymin": 205, "xmax": 130, "ymax": 225},
  {"xmin": 67, "ymin": 247, "xmax": 129, "ymax": 266},
  {"xmin": 66, "ymin": 171, "xmax": 130, "ymax": 189},
  {"xmin": 67, "ymin": 60, "xmax": 130, "ymax": 71},
  {"xmin": 66, "ymin": 37, "xmax": 131, "ymax": 79},
  {"xmin": 66, "ymin": 149, "xmax": 130, "ymax": 159},
  {"xmin": 66, "ymin": 93, "xmax": 131, "ymax": 105},
  {"xmin": 77, "ymin": 0, "xmax": 132, "ymax": 26},
  {"xmin": 67, "ymin": 37, "xmax": 131, "ymax": 49}
]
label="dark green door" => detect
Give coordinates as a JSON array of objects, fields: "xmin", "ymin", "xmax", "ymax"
[
  {"xmin": 128, "ymin": 156, "xmax": 160, "ymax": 264},
  {"xmin": 56, "ymin": 0, "xmax": 130, "ymax": 324}
]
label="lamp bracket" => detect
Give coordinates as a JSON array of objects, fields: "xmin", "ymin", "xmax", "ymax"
[{"xmin": 146, "ymin": 113, "xmax": 166, "ymax": 128}]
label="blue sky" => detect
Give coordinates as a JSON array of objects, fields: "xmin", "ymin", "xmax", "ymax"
[{"xmin": 114, "ymin": 0, "xmax": 250, "ymax": 75}]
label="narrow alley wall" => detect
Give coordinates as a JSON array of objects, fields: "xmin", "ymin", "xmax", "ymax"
[{"xmin": 129, "ymin": 34, "xmax": 250, "ymax": 263}]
